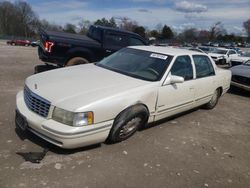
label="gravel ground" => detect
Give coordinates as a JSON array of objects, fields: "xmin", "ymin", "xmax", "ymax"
[{"xmin": 0, "ymin": 40, "xmax": 250, "ymax": 188}]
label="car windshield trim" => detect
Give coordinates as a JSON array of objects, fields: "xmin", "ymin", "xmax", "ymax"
[{"xmin": 96, "ymin": 48, "xmax": 173, "ymax": 82}]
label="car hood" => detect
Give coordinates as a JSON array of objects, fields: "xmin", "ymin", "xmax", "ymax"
[
  {"xmin": 230, "ymin": 65, "xmax": 250, "ymax": 78},
  {"xmin": 25, "ymin": 64, "xmax": 153, "ymax": 111},
  {"xmin": 208, "ymin": 53, "xmax": 225, "ymax": 58}
]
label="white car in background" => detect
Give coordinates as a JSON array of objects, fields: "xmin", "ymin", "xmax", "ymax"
[
  {"xmin": 230, "ymin": 51, "xmax": 250, "ymax": 67},
  {"xmin": 208, "ymin": 48, "xmax": 238, "ymax": 65},
  {"xmin": 16, "ymin": 46, "xmax": 231, "ymax": 149}
]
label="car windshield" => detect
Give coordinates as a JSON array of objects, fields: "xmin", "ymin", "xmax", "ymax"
[
  {"xmin": 96, "ymin": 48, "xmax": 173, "ymax": 81},
  {"xmin": 241, "ymin": 51, "xmax": 250, "ymax": 57},
  {"xmin": 211, "ymin": 48, "xmax": 227, "ymax": 55}
]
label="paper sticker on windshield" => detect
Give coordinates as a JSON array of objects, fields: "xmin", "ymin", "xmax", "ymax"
[{"xmin": 150, "ymin": 53, "xmax": 168, "ymax": 60}]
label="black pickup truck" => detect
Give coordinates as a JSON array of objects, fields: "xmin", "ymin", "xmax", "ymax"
[{"xmin": 38, "ymin": 25, "xmax": 148, "ymax": 68}]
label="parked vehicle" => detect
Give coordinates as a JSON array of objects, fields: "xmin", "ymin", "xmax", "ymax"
[
  {"xmin": 6, "ymin": 39, "xmax": 31, "ymax": 46},
  {"xmin": 16, "ymin": 46, "xmax": 231, "ymax": 149},
  {"xmin": 230, "ymin": 51, "xmax": 250, "ymax": 67},
  {"xmin": 230, "ymin": 60, "xmax": 250, "ymax": 91},
  {"xmin": 208, "ymin": 48, "xmax": 238, "ymax": 64},
  {"xmin": 198, "ymin": 46, "xmax": 213, "ymax": 53},
  {"xmin": 38, "ymin": 25, "xmax": 148, "ymax": 68},
  {"xmin": 188, "ymin": 47, "xmax": 206, "ymax": 54},
  {"xmin": 31, "ymin": 40, "xmax": 40, "ymax": 47}
]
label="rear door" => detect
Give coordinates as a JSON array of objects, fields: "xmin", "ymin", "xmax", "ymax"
[{"xmin": 192, "ymin": 55, "xmax": 217, "ymax": 107}]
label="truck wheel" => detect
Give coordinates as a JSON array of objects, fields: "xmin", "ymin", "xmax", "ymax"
[
  {"xmin": 204, "ymin": 89, "xmax": 221, "ymax": 109},
  {"xmin": 107, "ymin": 105, "xmax": 149, "ymax": 143},
  {"xmin": 65, "ymin": 57, "xmax": 89, "ymax": 66}
]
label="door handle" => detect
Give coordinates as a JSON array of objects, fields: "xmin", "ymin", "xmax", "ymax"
[
  {"xmin": 189, "ymin": 86, "xmax": 194, "ymax": 90},
  {"xmin": 106, "ymin": 50, "xmax": 112, "ymax": 53}
]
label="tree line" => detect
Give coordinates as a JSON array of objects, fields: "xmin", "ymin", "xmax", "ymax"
[{"xmin": 0, "ymin": 0, "xmax": 249, "ymax": 42}]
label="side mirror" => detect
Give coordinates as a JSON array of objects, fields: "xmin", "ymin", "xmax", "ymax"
[{"xmin": 170, "ymin": 75, "xmax": 184, "ymax": 84}]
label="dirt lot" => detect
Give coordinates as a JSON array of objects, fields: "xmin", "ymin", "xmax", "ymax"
[{"xmin": 0, "ymin": 40, "xmax": 250, "ymax": 188}]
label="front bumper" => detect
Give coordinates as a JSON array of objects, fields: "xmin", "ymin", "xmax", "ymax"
[
  {"xmin": 16, "ymin": 91, "xmax": 113, "ymax": 149},
  {"xmin": 231, "ymin": 81, "xmax": 250, "ymax": 91}
]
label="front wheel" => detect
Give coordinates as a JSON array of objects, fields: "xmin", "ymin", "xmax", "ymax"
[
  {"xmin": 107, "ymin": 105, "xmax": 149, "ymax": 143},
  {"xmin": 204, "ymin": 89, "xmax": 220, "ymax": 109}
]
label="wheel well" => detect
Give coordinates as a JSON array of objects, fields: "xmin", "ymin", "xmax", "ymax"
[
  {"xmin": 217, "ymin": 87, "xmax": 223, "ymax": 97},
  {"xmin": 65, "ymin": 52, "xmax": 90, "ymax": 65},
  {"xmin": 114, "ymin": 103, "xmax": 150, "ymax": 123}
]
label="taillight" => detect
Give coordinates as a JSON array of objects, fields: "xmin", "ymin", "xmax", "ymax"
[{"xmin": 44, "ymin": 41, "xmax": 54, "ymax": 53}]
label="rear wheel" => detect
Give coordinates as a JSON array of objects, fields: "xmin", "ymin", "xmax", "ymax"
[
  {"xmin": 65, "ymin": 57, "xmax": 89, "ymax": 66},
  {"xmin": 107, "ymin": 105, "xmax": 149, "ymax": 143},
  {"xmin": 204, "ymin": 89, "xmax": 220, "ymax": 109}
]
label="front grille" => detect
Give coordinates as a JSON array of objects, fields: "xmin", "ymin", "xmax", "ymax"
[
  {"xmin": 232, "ymin": 75, "xmax": 250, "ymax": 86},
  {"xmin": 24, "ymin": 86, "xmax": 51, "ymax": 117}
]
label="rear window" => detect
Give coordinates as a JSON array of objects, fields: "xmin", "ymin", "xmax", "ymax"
[
  {"xmin": 193, "ymin": 55, "xmax": 215, "ymax": 78},
  {"xmin": 87, "ymin": 26, "xmax": 102, "ymax": 42}
]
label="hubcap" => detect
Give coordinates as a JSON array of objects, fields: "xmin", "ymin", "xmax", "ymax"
[{"xmin": 119, "ymin": 117, "xmax": 142, "ymax": 138}]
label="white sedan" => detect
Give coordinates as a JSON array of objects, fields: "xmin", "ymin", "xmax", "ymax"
[
  {"xmin": 208, "ymin": 48, "xmax": 238, "ymax": 64},
  {"xmin": 16, "ymin": 46, "xmax": 231, "ymax": 149}
]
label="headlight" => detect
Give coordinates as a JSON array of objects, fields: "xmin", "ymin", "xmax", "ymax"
[{"xmin": 52, "ymin": 107, "xmax": 93, "ymax": 126}]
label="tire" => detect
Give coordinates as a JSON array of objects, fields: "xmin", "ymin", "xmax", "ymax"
[
  {"xmin": 204, "ymin": 89, "xmax": 220, "ymax": 109},
  {"xmin": 65, "ymin": 57, "xmax": 89, "ymax": 66},
  {"xmin": 107, "ymin": 105, "xmax": 149, "ymax": 143},
  {"xmin": 218, "ymin": 59, "xmax": 225, "ymax": 65}
]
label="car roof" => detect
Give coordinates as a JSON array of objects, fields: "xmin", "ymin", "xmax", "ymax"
[
  {"xmin": 129, "ymin": 46, "xmax": 205, "ymax": 56},
  {"xmin": 216, "ymin": 47, "xmax": 230, "ymax": 51}
]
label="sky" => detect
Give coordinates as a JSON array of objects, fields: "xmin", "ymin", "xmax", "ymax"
[{"xmin": 14, "ymin": 0, "xmax": 250, "ymax": 35}]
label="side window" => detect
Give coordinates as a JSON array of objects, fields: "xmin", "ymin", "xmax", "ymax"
[
  {"xmin": 129, "ymin": 37, "xmax": 145, "ymax": 46},
  {"xmin": 193, "ymin": 55, "xmax": 215, "ymax": 78},
  {"xmin": 229, "ymin": 50, "xmax": 236, "ymax": 55},
  {"xmin": 105, "ymin": 33, "xmax": 127, "ymax": 48},
  {"xmin": 170, "ymin": 56, "xmax": 193, "ymax": 81}
]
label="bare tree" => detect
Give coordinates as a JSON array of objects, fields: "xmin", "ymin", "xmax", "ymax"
[
  {"xmin": 63, "ymin": 23, "xmax": 76, "ymax": 34},
  {"xmin": 243, "ymin": 18, "xmax": 250, "ymax": 40},
  {"xmin": 210, "ymin": 22, "xmax": 227, "ymax": 40},
  {"xmin": 117, "ymin": 17, "xmax": 138, "ymax": 31},
  {"xmin": 179, "ymin": 28, "xmax": 198, "ymax": 42},
  {"xmin": 39, "ymin": 19, "xmax": 63, "ymax": 31},
  {"xmin": 0, "ymin": 1, "xmax": 16, "ymax": 36},
  {"xmin": 78, "ymin": 19, "xmax": 91, "ymax": 34},
  {"xmin": 15, "ymin": 1, "xmax": 39, "ymax": 37}
]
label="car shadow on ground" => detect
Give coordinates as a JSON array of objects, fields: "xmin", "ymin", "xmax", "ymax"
[
  {"xmin": 140, "ymin": 107, "xmax": 199, "ymax": 131},
  {"xmin": 15, "ymin": 127, "xmax": 101, "ymax": 156},
  {"xmin": 228, "ymin": 86, "xmax": 250, "ymax": 98}
]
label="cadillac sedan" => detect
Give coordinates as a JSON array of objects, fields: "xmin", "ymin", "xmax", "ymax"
[{"xmin": 16, "ymin": 46, "xmax": 231, "ymax": 148}]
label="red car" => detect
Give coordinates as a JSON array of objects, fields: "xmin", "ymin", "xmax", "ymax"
[{"xmin": 6, "ymin": 39, "xmax": 31, "ymax": 46}]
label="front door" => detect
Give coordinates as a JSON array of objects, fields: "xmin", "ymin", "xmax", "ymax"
[{"xmin": 155, "ymin": 55, "xmax": 195, "ymax": 121}]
